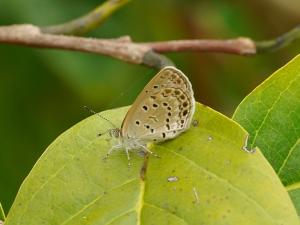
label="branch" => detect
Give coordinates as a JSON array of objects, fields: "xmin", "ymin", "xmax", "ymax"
[
  {"xmin": 41, "ymin": 0, "xmax": 131, "ymax": 35},
  {"xmin": 0, "ymin": 24, "xmax": 299, "ymax": 69},
  {"xmin": 0, "ymin": 24, "xmax": 171, "ymax": 69}
]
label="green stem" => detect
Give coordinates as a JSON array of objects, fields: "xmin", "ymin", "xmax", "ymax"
[
  {"xmin": 255, "ymin": 25, "xmax": 300, "ymax": 53},
  {"xmin": 41, "ymin": 0, "xmax": 131, "ymax": 35},
  {"xmin": 0, "ymin": 202, "xmax": 5, "ymax": 221}
]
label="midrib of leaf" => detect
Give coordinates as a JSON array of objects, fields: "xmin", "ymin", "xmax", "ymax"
[
  {"xmin": 136, "ymin": 179, "xmax": 145, "ymax": 225},
  {"xmin": 278, "ymin": 139, "xmax": 300, "ymax": 177},
  {"xmin": 250, "ymin": 74, "xmax": 300, "ymax": 150}
]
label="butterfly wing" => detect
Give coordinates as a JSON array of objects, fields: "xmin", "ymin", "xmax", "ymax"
[{"xmin": 121, "ymin": 66, "xmax": 195, "ymax": 142}]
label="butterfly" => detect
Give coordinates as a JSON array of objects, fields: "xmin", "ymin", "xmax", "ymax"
[{"xmin": 104, "ymin": 66, "xmax": 195, "ymax": 165}]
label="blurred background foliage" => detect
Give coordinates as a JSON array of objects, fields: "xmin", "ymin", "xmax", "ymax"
[{"xmin": 0, "ymin": 0, "xmax": 300, "ymax": 213}]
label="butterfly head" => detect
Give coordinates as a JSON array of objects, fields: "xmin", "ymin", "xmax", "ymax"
[{"xmin": 109, "ymin": 128, "xmax": 122, "ymax": 139}]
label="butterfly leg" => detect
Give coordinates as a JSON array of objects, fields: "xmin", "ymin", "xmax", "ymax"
[
  {"xmin": 103, "ymin": 146, "xmax": 115, "ymax": 161},
  {"xmin": 140, "ymin": 145, "xmax": 160, "ymax": 158},
  {"xmin": 125, "ymin": 148, "xmax": 131, "ymax": 166}
]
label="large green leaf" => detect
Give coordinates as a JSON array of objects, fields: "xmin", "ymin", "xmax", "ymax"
[
  {"xmin": 5, "ymin": 103, "xmax": 299, "ymax": 224},
  {"xmin": 232, "ymin": 55, "xmax": 300, "ymax": 215}
]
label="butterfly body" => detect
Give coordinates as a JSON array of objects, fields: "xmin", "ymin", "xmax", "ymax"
[
  {"xmin": 105, "ymin": 66, "xmax": 195, "ymax": 164},
  {"xmin": 109, "ymin": 128, "xmax": 147, "ymax": 150}
]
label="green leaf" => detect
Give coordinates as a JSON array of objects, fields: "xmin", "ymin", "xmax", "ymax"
[
  {"xmin": 232, "ymin": 54, "xmax": 300, "ymax": 215},
  {"xmin": 5, "ymin": 103, "xmax": 299, "ymax": 224},
  {"xmin": 0, "ymin": 202, "xmax": 5, "ymax": 221}
]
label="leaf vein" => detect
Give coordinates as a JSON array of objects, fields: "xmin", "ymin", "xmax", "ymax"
[
  {"xmin": 60, "ymin": 178, "xmax": 138, "ymax": 225},
  {"xmin": 103, "ymin": 210, "xmax": 135, "ymax": 225},
  {"xmin": 250, "ymin": 74, "xmax": 300, "ymax": 149},
  {"xmin": 163, "ymin": 147, "xmax": 277, "ymax": 223},
  {"xmin": 278, "ymin": 138, "xmax": 300, "ymax": 177},
  {"xmin": 144, "ymin": 202, "xmax": 189, "ymax": 225}
]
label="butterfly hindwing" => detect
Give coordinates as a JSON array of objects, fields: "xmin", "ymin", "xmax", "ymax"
[{"xmin": 121, "ymin": 67, "xmax": 195, "ymax": 142}]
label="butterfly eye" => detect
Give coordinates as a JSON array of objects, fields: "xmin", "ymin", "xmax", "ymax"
[{"xmin": 109, "ymin": 129, "xmax": 120, "ymax": 138}]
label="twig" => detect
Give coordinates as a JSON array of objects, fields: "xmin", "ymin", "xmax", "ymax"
[
  {"xmin": 143, "ymin": 37, "xmax": 256, "ymax": 55},
  {"xmin": 255, "ymin": 25, "xmax": 300, "ymax": 53},
  {"xmin": 41, "ymin": 0, "xmax": 131, "ymax": 35},
  {"xmin": 0, "ymin": 24, "xmax": 299, "ymax": 69},
  {"xmin": 0, "ymin": 24, "xmax": 256, "ymax": 69}
]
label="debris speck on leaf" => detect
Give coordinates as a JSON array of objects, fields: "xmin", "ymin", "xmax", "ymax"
[
  {"xmin": 193, "ymin": 187, "xmax": 200, "ymax": 204},
  {"xmin": 167, "ymin": 176, "xmax": 179, "ymax": 182},
  {"xmin": 192, "ymin": 119, "xmax": 199, "ymax": 127}
]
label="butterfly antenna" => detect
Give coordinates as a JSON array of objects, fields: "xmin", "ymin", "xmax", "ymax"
[{"xmin": 82, "ymin": 106, "xmax": 117, "ymax": 129}]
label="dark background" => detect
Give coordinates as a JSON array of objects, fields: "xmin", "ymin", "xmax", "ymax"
[{"xmin": 0, "ymin": 0, "xmax": 300, "ymax": 212}]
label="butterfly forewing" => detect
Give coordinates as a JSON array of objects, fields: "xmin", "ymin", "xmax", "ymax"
[{"xmin": 121, "ymin": 66, "xmax": 195, "ymax": 142}]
